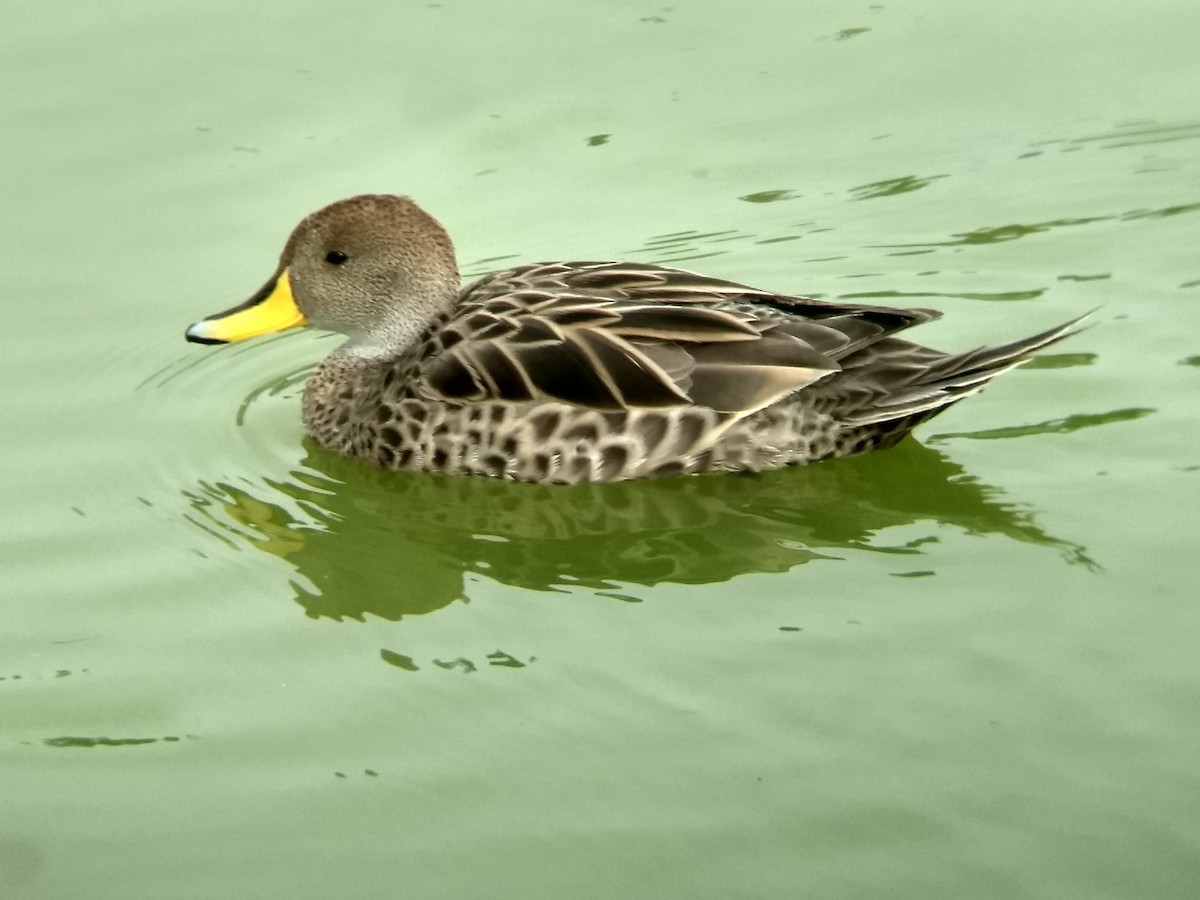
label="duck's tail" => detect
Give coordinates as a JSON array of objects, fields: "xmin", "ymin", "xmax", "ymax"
[{"xmin": 839, "ymin": 311, "xmax": 1092, "ymax": 428}]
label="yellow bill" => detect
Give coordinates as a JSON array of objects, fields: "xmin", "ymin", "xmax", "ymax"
[{"xmin": 186, "ymin": 269, "xmax": 307, "ymax": 344}]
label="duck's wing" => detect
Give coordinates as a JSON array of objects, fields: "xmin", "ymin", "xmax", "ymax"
[{"xmin": 416, "ymin": 262, "xmax": 939, "ymax": 416}]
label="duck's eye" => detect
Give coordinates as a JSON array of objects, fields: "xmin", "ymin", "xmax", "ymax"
[{"xmin": 325, "ymin": 250, "xmax": 349, "ymax": 266}]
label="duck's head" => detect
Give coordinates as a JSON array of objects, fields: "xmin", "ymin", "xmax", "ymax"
[{"xmin": 185, "ymin": 194, "xmax": 461, "ymax": 351}]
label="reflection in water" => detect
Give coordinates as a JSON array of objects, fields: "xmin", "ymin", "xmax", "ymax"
[
  {"xmin": 833, "ymin": 27, "xmax": 870, "ymax": 42},
  {"xmin": 945, "ymin": 218, "xmax": 1109, "ymax": 246},
  {"xmin": 848, "ymin": 174, "xmax": 947, "ymax": 201},
  {"xmin": 622, "ymin": 226, "xmax": 754, "ymax": 267},
  {"xmin": 871, "ymin": 198, "xmax": 1200, "ymax": 253},
  {"xmin": 42, "ymin": 736, "xmax": 190, "ymax": 748},
  {"xmin": 183, "ymin": 438, "xmax": 1095, "ymax": 624},
  {"xmin": 1021, "ymin": 352, "xmax": 1098, "ymax": 370},
  {"xmin": 1027, "ymin": 120, "xmax": 1200, "ymax": 154},
  {"xmin": 740, "ymin": 189, "xmax": 799, "ymax": 203},
  {"xmin": 839, "ymin": 287, "xmax": 1046, "ymax": 303},
  {"xmin": 930, "ymin": 406, "xmax": 1153, "ymax": 441}
]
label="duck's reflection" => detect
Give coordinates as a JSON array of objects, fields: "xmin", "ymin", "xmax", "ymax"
[{"xmin": 184, "ymin": 434, "xmax": 1095, "ymax": 623}]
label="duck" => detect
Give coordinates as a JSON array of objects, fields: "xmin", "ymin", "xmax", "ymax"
[{"xmin": 186, "ymin": 193, "xmax": 1084, "ymax": 484}]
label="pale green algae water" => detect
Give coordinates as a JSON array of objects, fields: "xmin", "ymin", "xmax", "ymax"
[{"xmin": 4, "ymin": 1, "xmax": 1200, "ymax": 897}]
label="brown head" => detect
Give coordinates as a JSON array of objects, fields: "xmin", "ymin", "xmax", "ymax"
[{"xmin": 186, "ymin": 194, "xmax": 461, "ymax": 352}]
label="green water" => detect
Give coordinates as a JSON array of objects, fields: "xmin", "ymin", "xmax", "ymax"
[{"xmin": 4, "ymin": 1, "xmax": 1200, "ymax": 897}]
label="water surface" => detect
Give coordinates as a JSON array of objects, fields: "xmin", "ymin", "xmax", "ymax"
[{"xmin": 4, "ymin": 2, "xmax": 1200, "ymax": 898}]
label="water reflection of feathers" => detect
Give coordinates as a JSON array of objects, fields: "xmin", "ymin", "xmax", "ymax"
[{"xmin": 184, "ymin": 437, "xmax": 1093, "ymax": 623}]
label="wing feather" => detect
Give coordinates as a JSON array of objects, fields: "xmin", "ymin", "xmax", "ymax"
[{"xmin": 419, "ymin": 261, "xmax": 947, "ymax": 416}]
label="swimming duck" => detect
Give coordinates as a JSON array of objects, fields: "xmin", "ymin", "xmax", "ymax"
[{"xmin": 186, "ymin": 194, "xmax": 1082, "ymax": 483}]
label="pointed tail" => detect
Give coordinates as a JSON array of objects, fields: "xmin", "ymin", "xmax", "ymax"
[{"xmin": 841, "ymin": 310, "xmax": 1093, "ymax": 427}]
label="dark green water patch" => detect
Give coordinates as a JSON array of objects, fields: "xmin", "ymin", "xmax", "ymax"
[
  {"xmin": 43, "ymin": 735, "xmax": 191, "ymax": 749},
  {"xmin": 932, "ymin": 407, "xmax": 1154, "ymax": 441}
]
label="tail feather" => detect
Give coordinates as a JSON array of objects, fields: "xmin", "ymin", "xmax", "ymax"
[
  {"xmin": 839, "ymin": 311, "xmax": 1092, "ymax": 427},
  {"xmin": 921, "ymin": 311, "xmax": 1091, "ymax": 384}
]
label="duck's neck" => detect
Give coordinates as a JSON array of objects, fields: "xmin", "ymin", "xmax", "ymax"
[{"xmin": 347, "ymin": 281, "xmax": 459, "ymax": 360}]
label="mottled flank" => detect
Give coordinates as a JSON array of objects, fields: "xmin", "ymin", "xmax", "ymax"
[{"xmin": 189, "ymin": 194, "xmax": 1085, "ymax": 483}]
